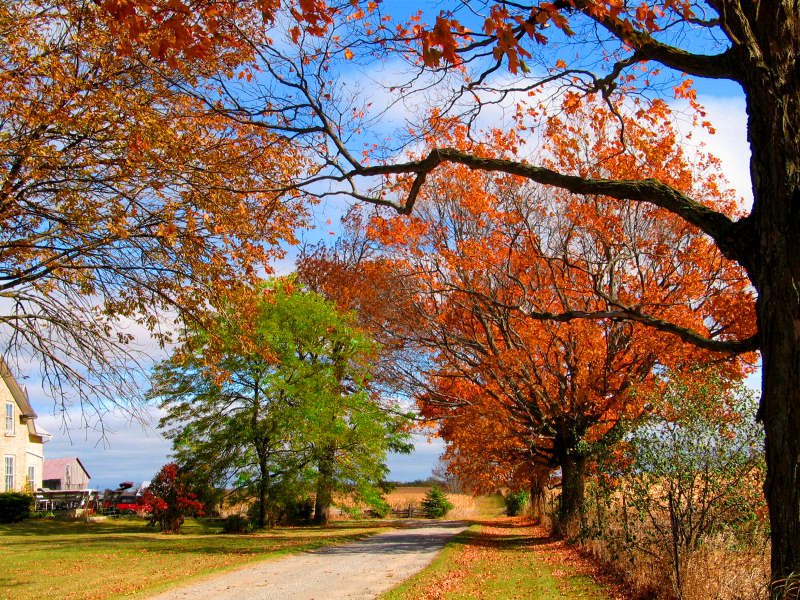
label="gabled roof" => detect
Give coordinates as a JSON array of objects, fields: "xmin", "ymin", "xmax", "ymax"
[
  {"xmin": 0, "ymin": 357, "xmax": 50, "ymax": 440},
  {"xmin": 43, "ymin": 457, "xmax": 91, "ymax": 481},
  {"xmin": 0, "ymin": 356, "xmax": 36, "ymax": 418}
]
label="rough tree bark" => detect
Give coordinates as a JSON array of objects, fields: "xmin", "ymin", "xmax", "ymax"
[
  {"xmin": 558, "ymin": 452, "xmax": 587, "ymax": 535},
  {"xmin": 256, "ymin": 447, "xmax": 269, "ymax": 529},
  {"xmin": 529, "ymin": 475, "xmax": 547, "ymax": 524},
  {"xmin": 314, "ymin": 446, "xmax": 336, "ymax": 525},
  {"xmin": 740, "ymin": 16, "xmax": 800, "ymax": 581}
]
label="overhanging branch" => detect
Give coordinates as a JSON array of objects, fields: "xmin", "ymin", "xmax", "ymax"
[
  {"xmin": 349, "ymin": 148, "xmax": 752, "ymax": 267},
  {"xmin": 517, "ymin": 306, "xmax": 759, "ymax": 353}
]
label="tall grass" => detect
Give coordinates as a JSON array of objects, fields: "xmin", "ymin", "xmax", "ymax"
[
  {"xmin": 383, "ymin": 487, "xmax": 480, "ymax": 518},
  {"xmin": 578, "ymin": 480, "xmax": 770, "ymax": 600}
]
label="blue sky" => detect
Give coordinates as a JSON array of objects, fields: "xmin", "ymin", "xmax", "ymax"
[{"xmin": 22, "ymin": 7, "xmax": 757, "ymax": 491}]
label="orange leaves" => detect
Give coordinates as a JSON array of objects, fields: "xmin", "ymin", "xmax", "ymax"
[
  {"xmin": 420, "ymin": 15, "xmax": 466, "ymax": 66},
  {"xmin": 1, "ymin": 0, "xmax": 308, "ymax": 370},
  {"xmin": 96, "ymin": 0, "xmax": 345, "ymax": 66},
  {"xmin": 338, "ymin": 97, "xmax": 755, "ymax": 494},
  {"xmin": 481, "ymin": 5, "xmax": 531, "ymax": 74},
  {"xmin": 673, "ymin": 77, "xmax": 696, "ymax": 100}
]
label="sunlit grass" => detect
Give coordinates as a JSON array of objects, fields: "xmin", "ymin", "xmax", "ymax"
[
  {"xmin": 0, "ymin": 517, "xmax": 390, "ymax": 600},
  {"xmin": 379, "ymin": 519, "xmax": 615, "ymax": 600}
]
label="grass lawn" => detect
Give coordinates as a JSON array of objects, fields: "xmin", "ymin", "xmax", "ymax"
[
  {"xmin": 0, "ymin": 516, "xmax": 392, "ymax": 600},
  {"xmin": 379, "ymin": 518, "xmax": 623, "ymax": 600}
]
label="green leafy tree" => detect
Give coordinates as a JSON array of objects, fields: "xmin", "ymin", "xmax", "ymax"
[{"xmin": 150, "ymin": 279, "xmax": 410, "ymax": 528}]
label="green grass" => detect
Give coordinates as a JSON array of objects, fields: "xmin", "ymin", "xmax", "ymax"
[
  {"xmin": 380, "ymin": 524, "xmax": 482, "ymax": 599},
  {"xmin": 380, "ymin": 520, "xmax": 613, "ymax": 600},
  {"xmin": 472, "ymin": 494, "xmax": 506, "ymax": 518},
  {"xmin": 0, "ymin": 516, "xmax": 391, "ymax": 600}
]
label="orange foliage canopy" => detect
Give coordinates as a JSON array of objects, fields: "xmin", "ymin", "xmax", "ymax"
[
  {"xmin": 0, "ymin": 0, "xmax": 307, "ymax": 411},
  {"xmin": 307, "ymin": 98, "xmax": 754, "ymax": 497},
  {"xmin": 94, "ymin": 0, "xmax": 361, "ymax": 67}
]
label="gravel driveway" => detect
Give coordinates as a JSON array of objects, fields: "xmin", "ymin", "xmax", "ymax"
[{"xmin": 146, "ymin": 520, "xmax": 468, "ymax": 600}]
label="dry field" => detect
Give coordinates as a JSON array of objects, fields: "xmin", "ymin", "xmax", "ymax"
[
  {"xmin": 218, "ymin": 487, "xmax": 505, "ymax": 521},
  {"xmin": 384, "ymin": 487, "xmax": 505, "ymax": 520},
  {"xmin": 579, "ymin": 487, "xmax": 770, "ymax": 600}
]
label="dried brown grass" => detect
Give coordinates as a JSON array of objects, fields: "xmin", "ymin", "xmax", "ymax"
[
  {"xmin": 219, "ymin": 488, "xmax": 493, "ymax": 521},
  {"xmin": 384, "ymin": 487, "xmax": 479, "ymax": 518},
  {"xmin": 681, "ymin": 531, "xmax": 770, "ymax": 600},
  {"xmin": 578, "ymin": 500, "xmax": 770, "ymax": 600}
]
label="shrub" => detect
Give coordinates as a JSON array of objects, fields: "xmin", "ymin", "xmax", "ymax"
[
  {"xmin": 222, "ymin": 514, "xmax": 252, "ymax": 533},
  {"xmin": 421, "ymin": 486, "xmax": 453, "ymax": 518},
  {"xmin": 143, "ymin": 463, "xmax": 204, "ymax": 533},
  {"xmin": 247, "ymin": 490, "xmax": 315, "ymax": 527},
  {"xmin": 369, "ymin": 498, "xmax": 391, "ymax": 519},
  {"xmin": 585, "ymin": 372, "xmax": 767, "ymax": 600},
  {"xmin": 0, "ymin": 492, "xmax": 32, "ymax": 523},
  {"xmin": 284, "ymin": 495, "xmax": 314, "ymax": 524},
  {"xmin": 504, "ymin": 490, "xmax": 530, "ymax": 516}
]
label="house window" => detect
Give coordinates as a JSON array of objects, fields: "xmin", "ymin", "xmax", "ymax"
[
  {"xmin": 4, "ymin": 456, "xmax": 14, "ymax": 492},
  {"xmin": 65, "ymin": 464, "xmax": 71, "ymax": 489},
  {"xmin": 4, "ymin": 402, "xmax": 13, "ymax": 435},
  {"xmin": 27, "ymin": 465, "xmax": 35, "ymax": 490}
]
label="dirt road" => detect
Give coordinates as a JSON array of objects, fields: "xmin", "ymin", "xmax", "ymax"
[{"xmin": 145, "ymin": 520, "xmax": 467, "ymax": 600}]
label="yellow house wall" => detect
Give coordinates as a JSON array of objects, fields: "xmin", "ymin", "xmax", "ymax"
[{"xmin": 0, "ymin": 382, "xmax": 44, "ymax": 493}]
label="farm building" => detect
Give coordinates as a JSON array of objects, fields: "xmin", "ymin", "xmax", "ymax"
[
  {"xmin": 43, "ymin": 457, "xmax": 91, "ymax": 490},
  {"xmin": 0, "ymin": 358, "xmax": 50, "ymax": 492}
]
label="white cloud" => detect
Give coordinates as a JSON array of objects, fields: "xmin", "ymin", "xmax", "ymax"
[
  {"xmin": 386, "ymin": 433, "xmax": 445, "ymax": 482},
  {"xmin": 38, "ymin": 406, "xmax": 170, "ymax": 490},
  {"xmin": 671, "ymin": 94, "xmax": 752, "ymax": 210}
]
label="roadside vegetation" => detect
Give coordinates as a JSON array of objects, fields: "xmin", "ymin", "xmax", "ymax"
[
  {"xmin": 0, "ymin": 517, "xmax": 391, "ymax": 600},
  {"xmin": 579, "ymin": 374, "xmax": 768, "ymax": 600}
]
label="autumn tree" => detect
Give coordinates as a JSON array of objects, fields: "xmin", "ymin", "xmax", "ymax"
[
  {"xmin": 67, "ymin": 0, "xmax": 800, "ymax": 584},
  {"xmin": 0, "ymin": 0, "xmax": 306, "ymax": 418},
  {"xmin": 151, "ymin": 279, "xmax": 409, "ymax": 528},
  {"xmin": 381, "ymin": 5, "xmax": 799, "ymax": 585},
  {"xmin": 302, "ymin": 107, "xmax": 753, "ymax": 528},
  {"xmin": 142, "ymin": 463, "xmax": 204, "ymax": 533}
]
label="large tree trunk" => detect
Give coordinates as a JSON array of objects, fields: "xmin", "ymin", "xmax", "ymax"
[
  {"xmin": 256, "ymin": 451, "xmax": 269, "ymax": 529},
  {"xmin": 529, "ymin": 475, "xmax": 547, "ymax": 525},
  {"xmin": 314, "ymin": 446, "xmax": 336, "ymax": 525},
  {"xmin": 739, "ymin": 17, "xmax": 800, "ymax": 591},
  {"xmin": 558, "ymin": 453, "xmax": 586, "ymax": 535},
  {"xmin": 758, "ymin": 273, "xmax": 800, "ymax": 595}
]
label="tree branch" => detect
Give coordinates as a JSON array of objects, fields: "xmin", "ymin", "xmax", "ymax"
[
  {"xmin": 517, "ymin": 306, "xmax": 759, "ymax": 353},
  {"xmin": 349, "ymin": 148, "xmax": 753, "ymax": 267}
]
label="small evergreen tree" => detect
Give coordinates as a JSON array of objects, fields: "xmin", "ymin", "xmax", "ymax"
[{"xmin": 421, "ymin": 486, "xmax": 453, "ymax": 518}]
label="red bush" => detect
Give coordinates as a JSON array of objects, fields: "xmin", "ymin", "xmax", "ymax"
[{"xmin": 142, "ymin": 463, "xmax": 203, "ymax": 533}]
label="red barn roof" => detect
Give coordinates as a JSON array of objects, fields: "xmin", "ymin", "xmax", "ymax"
[{"xmin": 43, "ymin": 457, "xmax": 91, "ymax": 480}]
